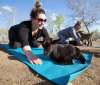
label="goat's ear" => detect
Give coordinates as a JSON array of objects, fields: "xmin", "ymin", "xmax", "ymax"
[
  {"xmin": 75, "ymin": 47, "xmax": 82, "ymax": 57},
  {"xmin": 43, "ymin": 38, "xmax": 51, "ymax": 46},
  {"xmin": 49, "ymin": 38, "xmax": 52, "ymax": 42},
  {"xmin": 46, "ymin": 38, "xmax": 52, "ymax": 44},
  {"xmin": 43, "ymin": 38, "xmax": 51, "ymax": 44},
  {"xmin": 51, "ymin": 38, "xmax": 60, "ymax": 44}
]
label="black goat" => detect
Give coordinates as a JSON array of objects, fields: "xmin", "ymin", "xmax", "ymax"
[{"xmin": 42, "ymin": 40, "xmax": 86, "ymax": 65}]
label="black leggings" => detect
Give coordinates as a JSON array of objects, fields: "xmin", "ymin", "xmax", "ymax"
[
  {"xmin": 8, "ymin": 28, "xmax": 21, "ymax": 48},
  {"xmin": 8, "ymin": 28, "xmax": 40, "ymax": 49},
  {"xmin": 9, "ymin": 30, "xmax": 40, "ymax": 49}
]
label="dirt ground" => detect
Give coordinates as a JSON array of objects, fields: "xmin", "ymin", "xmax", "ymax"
[{"xmin": 0, "ymin": 40, "xmax": 100, "ymax": 85}]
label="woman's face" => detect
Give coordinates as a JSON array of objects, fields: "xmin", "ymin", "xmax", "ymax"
[
  {"xmin": 75, "ymin": 24, "xmax": 81, "ymax": 32},
  {"xmin": 32, "ymin": 13, "xmax": 46, "ymax": 30}
]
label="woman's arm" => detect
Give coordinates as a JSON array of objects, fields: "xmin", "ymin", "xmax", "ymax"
[
  {"xmin": 18, "ymin": 24, "xmax": 42, "ymax": 64},
  {"xmin": 23, "ymin": 45, "xmax": 42, "ymax": 64}
]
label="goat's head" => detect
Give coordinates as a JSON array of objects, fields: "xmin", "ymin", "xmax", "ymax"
[{"xmin": 42, "ymin": 38, "xmax": 52, "ymax": 56}]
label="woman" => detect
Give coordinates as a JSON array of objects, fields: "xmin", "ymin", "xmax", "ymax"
[{"xmin": 8, "ymin": 1, "xmax": 50, "ymax": 65}]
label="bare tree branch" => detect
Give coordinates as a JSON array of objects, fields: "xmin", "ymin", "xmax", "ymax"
[{"xmin": 66, "ymin": 0, "xmax": 100, "ymax": 33}]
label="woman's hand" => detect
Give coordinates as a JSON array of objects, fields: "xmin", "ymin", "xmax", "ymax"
[
  {"xmin": 23, "ymin": 46, "xmax": 42, "ymax": 65},
  {"xmin": 28, "ymin": 56, "xmax": 42, "ymax": 65},
  {"xmin": 25, "ymin": 50, "xmax": 42, "ymax": 65}
]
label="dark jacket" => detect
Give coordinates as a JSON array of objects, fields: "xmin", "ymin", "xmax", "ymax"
[
  {"xmin": 58, "ymin": 26, "xmax": 81, "ymax": 45},
  {"xmin": 9, "ymin": 20, "xmax": 50, "ymax": 47}
]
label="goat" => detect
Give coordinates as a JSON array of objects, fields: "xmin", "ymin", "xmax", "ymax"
[
  {"xmin": 42, "ymin": 40, "xmax": 86, "ymax": 65},
  {"xmin": 77, "ymin": 31, "xmax": 94, "ymax": 46}
]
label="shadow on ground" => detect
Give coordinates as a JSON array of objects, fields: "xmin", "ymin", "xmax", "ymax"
[{"xmin": 33, "ymin": 81, "xmax": 54, "ymax": 85}]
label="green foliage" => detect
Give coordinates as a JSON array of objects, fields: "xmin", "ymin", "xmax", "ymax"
[{"xmin": 54, "ymin": 15, "xmax": 64, "ymax": 31}]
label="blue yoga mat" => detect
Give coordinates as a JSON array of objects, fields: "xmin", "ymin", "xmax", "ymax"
[{"xmin": 0, "ymin": 44, "xmax": 93, "ymax": 85}]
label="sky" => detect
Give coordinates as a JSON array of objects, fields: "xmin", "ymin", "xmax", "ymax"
[
  {"xmin": 0, "ymin": 0, "xmax": 70, "ymax": 27},
  {"xmin": 0, "ymin": 0, "xmax": 100, "ymax": 32}
]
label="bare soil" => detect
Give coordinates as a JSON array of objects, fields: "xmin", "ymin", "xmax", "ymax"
[{"xmin": 0, "ymin": 40, "xmax": 100, "ymax": 85}]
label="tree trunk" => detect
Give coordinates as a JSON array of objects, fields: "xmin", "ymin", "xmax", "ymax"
[{"xmin": 82, "ymin": 20, "xmax": 90, "ymax": 33}]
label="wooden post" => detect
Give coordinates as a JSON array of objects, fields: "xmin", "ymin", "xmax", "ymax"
[{"xmin": 76, "ymin": 46, "xmax": 100, "ymax": 53}]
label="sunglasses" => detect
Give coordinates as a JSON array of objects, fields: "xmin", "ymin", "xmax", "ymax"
[{"xmin": 37, "ymin": 18, "xmax": 47, "ymax": 22}]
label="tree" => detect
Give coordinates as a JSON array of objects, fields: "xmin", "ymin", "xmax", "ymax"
[
  {"xmin": 54, "ymin": 15, "xmax": 64, "ymax": 32},
  {"xmin": 66, "ymin": 0, "xmax": 100, "ymax": 33}
]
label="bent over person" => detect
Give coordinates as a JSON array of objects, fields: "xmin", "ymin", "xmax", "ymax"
[
  {"xmin": 8, "ymin": 1, "xmax": 50, "ymax": 64},
  {"xmin": 58, "ymin": 21, "xmax": 83, "ymax": 46}
]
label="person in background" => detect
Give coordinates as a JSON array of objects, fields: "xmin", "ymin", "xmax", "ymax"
[
  {"xmin": 57, "ymin": 21, "xmax": 83, "ymax": 46},
  {"xmin": 8, "ymin": 1, "xmax": 50, "ymax": 65}
]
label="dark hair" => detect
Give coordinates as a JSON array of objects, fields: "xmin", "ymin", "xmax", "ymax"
[
  {"xmin": 30, "ymin": 1, "xmax": 45, "ymax": 19},
  {"xmin": 75, "ymin": 21, "xmax": 81, "ymax": 26}
]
